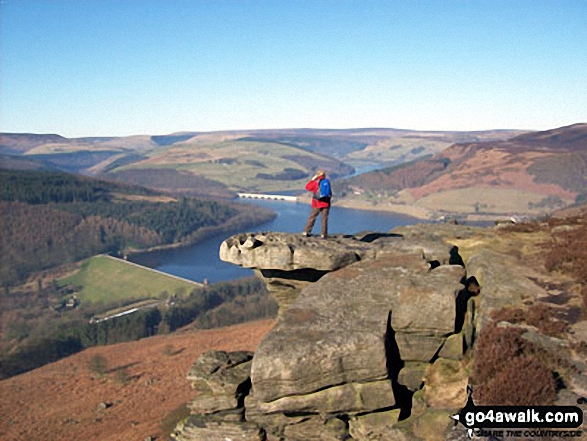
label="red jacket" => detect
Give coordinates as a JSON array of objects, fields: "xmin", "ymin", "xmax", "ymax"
[{"xmin": 306, "ymin": 176, "xmax": 331, "ymax": 209}]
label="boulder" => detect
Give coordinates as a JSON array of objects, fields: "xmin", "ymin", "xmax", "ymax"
[
  {"xmin": 186, "ymin": 350, "xmax": 253, "ymax": 417},
  {"xmin": 212, "ymin": 229, "xmax": 478, "ymax": 439},
  {"xmin": 220, "ymin": 232, "xmax": 459, "ymax": 273},
  {"xmin": 171, "ymin": 415, "xmax": 264, "ymax": 441},
  {"xmin": 177, "ymin": 220, "xmax": 586, "ymax": 440},
  {"xmin": 348, "ymin": 409, "xmax": 404, "ymax": 441},
  {"xmin": 251, "ymin": 255, "xmax": 465, "ymax": 404},
  {"xmin": 219, "ymin": 233, "xmax": 373, "ymax": 272},
  {"xmin": 466, "ymin": 249, "xmax": 546, "ymax": 329}
]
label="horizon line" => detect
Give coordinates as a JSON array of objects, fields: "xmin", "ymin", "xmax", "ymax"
[{"xmin": 1, "ymin": 125, "xmax": 557, "ymax": 139}]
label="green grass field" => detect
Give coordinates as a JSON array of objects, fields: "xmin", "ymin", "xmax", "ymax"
[{"xmin": 60, "ymin": 255, "xmax": 200, "ymax": 306}]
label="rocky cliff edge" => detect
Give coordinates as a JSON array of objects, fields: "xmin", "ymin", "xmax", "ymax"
[{"xmin": 172, "ymin": 223, "xmax": 587, "ymax": 441}]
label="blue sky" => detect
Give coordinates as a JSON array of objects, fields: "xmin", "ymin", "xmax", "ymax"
[{"xmin": 1, "ymin": 0, "xmax": 586, "ymax": 137}]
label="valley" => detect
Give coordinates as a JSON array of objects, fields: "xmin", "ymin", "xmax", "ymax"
[
  {"xmin": 337, "ymin": 123, "xmax": 587, "ymax": 220},
  {"xmin": 1, "ymin": 123, "xmax": 585, "ymax": 440},
  {"xmin": 1, "ymin": 127, "xmax": 526, "ymax": 198},
  {"xmin": 4, "ymin": 124, "xmax": 584, "ymax": 221},
  {"xmin": 4, "ymin": 1, "xmax": 585, "ymax": 438}
]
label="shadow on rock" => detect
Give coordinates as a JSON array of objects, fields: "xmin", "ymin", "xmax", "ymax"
[{"xmin": 385, "ymin": 311, "xmax": 414, "ymax": 421}]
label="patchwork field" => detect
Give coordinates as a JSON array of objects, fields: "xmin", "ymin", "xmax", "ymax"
[
  {"xmin": 113, "ymin": 140, "xmax": 352, "ymax": 192},
  {"xmin": 346, "ymin": 137, "xmax": 452, "ymax": 166}
]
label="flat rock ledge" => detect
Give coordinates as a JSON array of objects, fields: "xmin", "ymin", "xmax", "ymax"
[{"xmin": 219, "ymin": 231, "xmax": 459, "ymax": 315}]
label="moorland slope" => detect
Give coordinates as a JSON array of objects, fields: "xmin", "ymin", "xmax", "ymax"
[
  {"xmin": 338, "ymin": 123, "xmax": 587, "ymax": 219},
  {"xmin": 0, "ymin": 320, "xmax": 275, "ymax": 441}
]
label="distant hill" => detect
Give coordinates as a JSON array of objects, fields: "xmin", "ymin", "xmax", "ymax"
[
  {"xmin": 339, "ymin": 123, "xmax": 587, "ymax": 218},
  {"xmin": 0, "ymin": 128, "xmax": 526, "ymax": 195},
  {"xmin": 0, "ymin": 133, "xmax": 69, "ymax": 154},
  {"xmin": 107, "ymin": 168, "xmax": 234, "ymax": 199},
  {"xmin": 0, "ymin": 154, "xmax": 54, "ymax": 171},
  {"xmin": 109, "ymin": 137, "xmax": 355, "ymax": 193}
]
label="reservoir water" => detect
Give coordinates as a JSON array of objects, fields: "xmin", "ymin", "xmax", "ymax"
[{"xmin": 129, "ymin": 198, "xmax": 423, "ymax": 284}]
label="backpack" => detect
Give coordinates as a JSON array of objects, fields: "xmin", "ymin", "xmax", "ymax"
[{"xmin": 317, "ymin": 178, "xmax": 332, "ymax": 200}]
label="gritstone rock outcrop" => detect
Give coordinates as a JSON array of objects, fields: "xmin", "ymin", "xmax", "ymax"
[
  {"xmin": 219, "ymin": 231, "xmax": 458, "ymax": 316},
  {"xmin": 173, "ymin": 224, "xmax": 587, "ymax": 440}
]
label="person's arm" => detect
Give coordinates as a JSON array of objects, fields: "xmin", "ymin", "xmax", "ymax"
[{"xmin": 306, "ymin": 179, "xmax": 319, "ymax": 192}]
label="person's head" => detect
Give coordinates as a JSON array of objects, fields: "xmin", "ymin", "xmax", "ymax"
[{"xmin": 316, "ymin": 169, "xmax": 326, "ymax": 178}]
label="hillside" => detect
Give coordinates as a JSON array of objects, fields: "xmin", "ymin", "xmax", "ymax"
[
  {"xmin": 0, "ymin": 320, "xmax": 275, "ymax": 441},
  {"xmin": 108, "ymin": 139, "xmax": 354, "ymax": 193},
  {"xmin": 0, "ymin": 133, "xmax": 69, "ymax": 154},
  {"xmin": 238, "ymin": 128, "xmax": 525, "ymax": 167},
  {"xmin": 338, "ymin": 123, "xmax": 587, "ymax": 219},
  {"xmin": 0, "ymin": 168, "xmax": 276, "ymax": 382},
  {"xmin": 1, "ymin": 128, "xmax": 525, "ymax": 196},
  {"xmin": 0, "ymin": 154, "xmax": 53, "ymax": 171},
  {"xmin": 0, "ymin": 169, "xmax": 273, "ymax": 287}
]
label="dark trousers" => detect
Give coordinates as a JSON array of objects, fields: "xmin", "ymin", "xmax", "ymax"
[{"xmin": 304, "ymin": 207, "xmax": 329, "ymax": 236}]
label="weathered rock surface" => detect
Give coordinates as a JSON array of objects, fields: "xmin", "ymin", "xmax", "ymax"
[
  {"xmin": 281, "ymin": 416, "xmax": 348, "ymax": 441},
  {"xmin": 172, "ymin": 350, "xmax": 255, "ymax": 440},
  {"xmin": 348, "ymin": 409, "xmax": 404, "ymax": 440},
  {"xmin": 251, "ymin": 258, "xmax": 465, "ymax": 404},
  {"xmin": 466, "ymin": 249, "xmax": 545, "ymax": 328},
  {"xmin": 180, "ymin": 223, "xmax": 582, "ymax": 440},
  {"xmin": 220, "ymin": 231, "xmax": 459, "ymax": 272},
  {"xmin": 187, "ymin": 350, "xmax": 253, "ymax": 396},
  {"xmin": 220, "ymin": 232, "xmax": 457, "ymax": 316},
  {"xmin": 252, "ymin": 379, "xmax": 396, "ymax": 415},
  {"xmin": 172, "ymin": 415, "xmax": 264, "ymax": 441}
]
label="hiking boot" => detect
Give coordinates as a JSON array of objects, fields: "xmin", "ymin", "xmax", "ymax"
[
  {"xmin": 302, "ymin": 232, "xmax": 310, "ymax": 237},
  {"xmin": 320, "ymin": 234, "xmax": 328, "ymax": 239}
]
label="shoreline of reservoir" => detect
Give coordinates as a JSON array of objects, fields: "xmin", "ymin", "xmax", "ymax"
[
  {"xmin": 127, "ymin": 198, "xmax": 425, "ymax": 284},
  {"xmin": 333, "ymin": 198, "xmax": 435, "ymax": 220}
]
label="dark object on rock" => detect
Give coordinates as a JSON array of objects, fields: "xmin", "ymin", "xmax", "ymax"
[{"xmin": 97, "ymin": 402, "xmax": 112, "ymax": 411}]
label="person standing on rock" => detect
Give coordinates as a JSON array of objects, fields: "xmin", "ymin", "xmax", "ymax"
[{"xmin": 302, "ymin": 170, "xmax": 332, "ymax": 239}]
